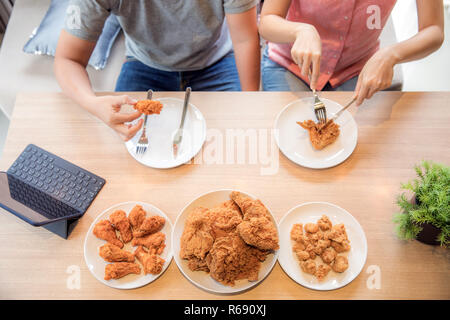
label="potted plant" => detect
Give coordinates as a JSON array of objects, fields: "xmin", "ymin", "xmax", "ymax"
[{"xmin": 393, "ymin": 160, "xmax": 449, "ymax": 247}]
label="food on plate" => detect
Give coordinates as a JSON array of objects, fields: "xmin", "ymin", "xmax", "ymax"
[
  {"xmin": 109, "ymin": 210, "xmax": 133, "ymax": 243},
  {"xmin": 297, "ymin": 119, "xmax": 340, "ymax": 150},
  {"xmin": 316, "ymin": 264, "xmax": 332, "ymax": 281},
  {"xmin": 321, "ymin": 247, "xmax": 337, "ymax": 264},
  {"xmin": 104, "ymin": 262, "xmax": 141, "ymax": 280},
  {"xmin": 206, "ymin": 233, "xmax": 267, "ymax": 286},
  {"xmin": 131, "ymin": 231, "xmax": 166, "ymax": 255},
  {"xmin": 128, "ymin": 205, "xmax": 147, "ymax": 230},
  {"xmin": 332, "ymin": 255, "xmax": 349, "ymax": 273},
  {"xmin": 231, "ymin": 191, "xmax": 279, "ymax": 251},
  {"xmin": 134, "ymin": 99, "xmax": 163, "ymax": 115},
  {"xmin": 133, "ymin": 215, "xmax": 165, "ymax": 238},
  {"xmin": 179, "ymin": 191, "xmax": 279, "ymax": 286},
  {"xmin": 180, "ymin": 207, "xmax": 215, "ymax": 271},
  {"xmin": 99, "ymin": 243, "xmax": 135, "ymax": 262},
  {"xmin": 290, "ymin": 215, "xmax": 350, "ymax": 281},
  {"xmin": 93, "ymin": 204, "xmax": 168, "ymax": 281},
  {"xmin": 93, "ymin": 220, "xmax": 124, "ymax": 248},
  {"xmin": 134, "ymin": 246, "xmax": 165, "ymax": 275}
]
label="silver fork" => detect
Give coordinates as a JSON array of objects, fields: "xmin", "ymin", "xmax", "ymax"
[
  {"xmin": 135, "ymin": 89, "xmax": 153, "ymax": 155},
  {"xmin": 313, "ymin": 88, "xmax": 327, "ymax": 124}
]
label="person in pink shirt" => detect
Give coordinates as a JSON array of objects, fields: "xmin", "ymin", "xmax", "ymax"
[{"xmin": 259, "ymin": 0, "xmax": 444, "ymax": 105}]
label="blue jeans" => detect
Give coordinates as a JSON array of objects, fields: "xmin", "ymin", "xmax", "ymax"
[
  {"xmin": 261, "ymin": 47, "xmax": 358, "ymax": 91},
  {"xmin": 115, "ymin": 52, "xmax": 241, "ymax": 91}
]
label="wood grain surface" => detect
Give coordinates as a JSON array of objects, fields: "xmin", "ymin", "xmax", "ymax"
[{"xmin": 0, "ymin": 91, "xmax": 448, "ymax": 299}]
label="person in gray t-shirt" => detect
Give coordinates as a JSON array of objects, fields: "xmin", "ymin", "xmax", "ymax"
[{"xmin": 54, "ymin": 0, "xmax": 260, "ymax": 141}]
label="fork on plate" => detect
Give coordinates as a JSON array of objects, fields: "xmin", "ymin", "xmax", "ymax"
[{"xmin": 135, "ymin": 89, "xmax": 153, "ymax": 156}]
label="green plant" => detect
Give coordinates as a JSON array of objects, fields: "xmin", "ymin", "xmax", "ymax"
[{"xmin": 393, "ymin": 160, "xmax": 450, "ymax": 246}]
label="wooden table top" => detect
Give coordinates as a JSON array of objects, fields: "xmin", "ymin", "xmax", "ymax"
[{"xmin": 0, "ymin": 91, "xmax": 449, "ymax": 300}]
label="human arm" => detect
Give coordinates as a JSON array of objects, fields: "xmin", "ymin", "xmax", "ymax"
[
  {"xmin": 226, "ymin": 6, "xmax": 261, "ymax": 91},
  {"xmin": 54, "ymin": 29, "xmax": 142, "ymax": 141},
  {"xmin": 259, "ymin": 0, "xmax": 322, "ymax": 90},
  {"xmin": 354, "ymin": 0, "xmax": 445, "ymax": 105}
]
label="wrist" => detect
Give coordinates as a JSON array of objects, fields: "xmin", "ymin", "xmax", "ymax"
[
  {"xmin": 382, "ymin": 46, "xmax": 401, "ymax": 66},
  {"xmin": 293, "ymin": 23, "xmax": 315, "ymax": 40}
]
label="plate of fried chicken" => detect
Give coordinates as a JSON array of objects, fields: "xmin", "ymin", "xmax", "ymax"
[
  {"xmin": 274, "ymin": 97, "xmax": 357, "ymax": 169},
  {"xmin": 278, "ymin": 202, "xmax": 367, "ymax": 291},
  {"xmin": 84, "ymin": 201, "xmax": 172, "ymax": 289},
  {"xmin": 172, "ymin": 190, "xmax": 279, "ymax": 294}
]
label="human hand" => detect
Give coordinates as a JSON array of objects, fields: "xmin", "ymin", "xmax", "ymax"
[
  {"xmin": 354, "ymin": 48, "xmax": 396, "ymax": 106},
  {"xmin": 92, "ymin": 95, "xmax": 143, "ymax": 141},
  {"xmin": 291, "ymin": 24, "xmax": 322, "ymax": 90}
]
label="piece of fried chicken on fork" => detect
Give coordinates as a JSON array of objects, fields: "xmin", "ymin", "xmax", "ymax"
[{"xmin": 93, "ymin": 220, "xmax": 123, "ymax": 248}]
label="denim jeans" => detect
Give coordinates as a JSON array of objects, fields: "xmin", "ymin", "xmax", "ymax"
[
  {"xmin": 115, "ymin": 52, "xmax": 241, "ymax": 92},
  {"xmin": 261, "ymin": 47, "xmax": 358, "ymax": 92}
]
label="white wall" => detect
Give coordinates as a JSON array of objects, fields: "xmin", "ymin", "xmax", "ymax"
[{"xmin": 391, "ymin": 0, "xmax": 450, "ymax": 91}]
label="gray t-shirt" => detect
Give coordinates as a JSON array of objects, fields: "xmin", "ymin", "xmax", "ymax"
[{"xmin": 64, "ymin": 0, "xmax": 258, "ymax": 71}]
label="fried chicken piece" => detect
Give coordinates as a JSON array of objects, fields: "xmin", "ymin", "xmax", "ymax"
[
  {"xmin": 326, "ymin": 224, "xmax": 349, "ymax": 243},
  {"xmin": 104, "ymin": 262, "xmax": 141, "ymax": 280},
  {"xmin": 230, "ymin": 192, "xmax": 279, "ymax": 251},
  {"xmin": 297, "ymin": 119, "xmax": 340, "ymax": 150},
  {"xmin": 321, "ymin": 247, "xmax": 337, "ymax": 264},
  {"xmin": 300, "ymin": 259, "xmax": 316, "ymax": 275},
  {"xmin": 331, "ymin": 239, "xmax": 351, "ymax": 253},
  {"xmin": 133, "ymin": 215, "xmax": 165, "ymax": 238},
  {"xmin": 134, "ymin": 246, "xmax": 165, "ymax": 275},
  {"xmin": 99, "ymin": 243, "xmax": 135, "ymax": 262},
  {"xmin": 206, "ymin": 234, "xmax": 267, "ymax": 286},
  {"xmin": 132, "ymin": 232, "xmax": 166, "ymax": 254},
  {"xmin": 290, "ymin": 223, "xmax": 303, "ymax": 242},
  {"xmin": 332, "ymin": 255, "xmax": 349, "ymax": 273},
  {"xmin": 186, "ymin": 256, "xmax": 210, "ymax": 272},
  {"xmin": 180, "ymin": 207, "xmax": 215, "ymax": 268},
  {"xmin": 109, "ymin": 210, "xmax": 133, "ymax": 243},
  {"xmin": 304, "ymin": 223, "xmax": 319, "ymax": 234},
  {"xmin": 208, "ymin": 204, "xmax": 243, "ymax": 239},
  {"xmin": 312, "ymin": 239, "xmax": 331, "ymax": 255},
  {"xmin": 129, "ymin": 205, "xmax": 147, "ymax": 230},
  {"xmin": 93, "ymin": 220, "xmax": 123, "ymax": 248},
  {"xmin": 316, "ymin": 264, "xmax": 332, "ymax": 281},
  {"xmin": 317, "ymin": 215, "xmax": 332, "ymax": 231},
  {"xmin": 295, "ymin": 250, "xmax": 311, "ymax": 261},
  {"xmin": 134, "ymin": 99, "xmax": 163, "ymax": 115}
]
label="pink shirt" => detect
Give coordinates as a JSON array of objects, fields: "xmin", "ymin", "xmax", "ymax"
[{"xmin": 268, "ymin": 0, "xmax": 396, "ymax": 90}]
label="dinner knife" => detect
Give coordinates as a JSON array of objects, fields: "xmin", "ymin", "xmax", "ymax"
[
  {"xmin": 172, "ymin": 87, "xmax": 191, "ymax": 158},
  {"xmin": 319, "ymin": 97, "xmax": 356, "ymax": 132}
]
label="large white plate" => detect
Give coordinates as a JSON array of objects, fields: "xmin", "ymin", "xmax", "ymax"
[
  {"xmin": 278, "ymin": 202, "xmax": 367, "ymax": 291},
  {"xmin": 274, "ymin": 98, "xmax": 357, "ymax": 169},
  {"xmin": 84, "ymin": 201, "xmax": 173, "ymax": 289},
  {"xmin": 125, "ymin": 97, "xmax": 207, "ymax": 169},
  {"xmin": 172, "ymin": 189, "xmax": 279, "ymax": 294}
]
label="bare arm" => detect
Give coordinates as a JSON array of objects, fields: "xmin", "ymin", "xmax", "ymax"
[
  {"xmin": 54, "ymin": 30, "xmax": 142, "ymax": 140},
  {"xmin": 259, "ymin": 0, "xmax": 322, "ymax": 89},
  {"xmin": 226, "ymin": 6, "xmax": 260, "ymax": 91},
  {"xmin": 354, "ymin": 0, "xmax": 444, "ymax": 105}
]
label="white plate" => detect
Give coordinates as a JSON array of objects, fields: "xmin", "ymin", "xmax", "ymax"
[
  {"xmin": 274, "ymin": 98, "xmax": 357, "ymax": 169},
  {"xmin": 125, "ymin": 97, "xmax": 207, "ymax": 169},
  {"xmin": 84, "ymin": 201, "xmax": 173, "ymax": 289},
  {"xmin": 278, "ymin": 202, "xmax": 367, "ymax": 291},
  {"xmin": 172, "ymin": 189, "xmax": 279, "ymax": 294}
]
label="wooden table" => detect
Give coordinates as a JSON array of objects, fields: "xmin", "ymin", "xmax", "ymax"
[{"xmin": 0, "ymin": 91, "xmax": 449, "ymax": 300}]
